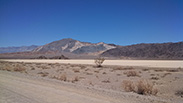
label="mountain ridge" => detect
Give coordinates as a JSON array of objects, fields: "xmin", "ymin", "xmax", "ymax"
[
  {"xmin": 101, "ymin": 41, "xmax": 183, "ymax": 59},
  {"xmin": 0, "ymin": 38, "xmax": 182, "ymax": 59},
  {"xmin": 32, "ymin": 38, "xmax": 116, "ymax": 54},
  {"xmin": 0, "ymin": 45, "xmax": 38, "ymax": 53}
]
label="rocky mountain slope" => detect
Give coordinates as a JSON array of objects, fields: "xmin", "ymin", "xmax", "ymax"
[
  {"xmin": 101, "ymin": 42, "xmax": 183, "ymax": 59},
  {"xmin": 0, "ymin": 45, "xmax": 38, "ymax": 53},
  {"xmin": 33, "ymin": 38, "xmax": 116, "ymax": 54}
]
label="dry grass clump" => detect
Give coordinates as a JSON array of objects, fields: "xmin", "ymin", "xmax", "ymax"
[
  {"xmin": 84, "ymin": 72, "xmax": 93, "ymax": 75},
  {"xmin": 175, "ymin": 89, "xmax": 183, "ymax": 97},
  {"xmin": 154, "ymin": 69, "xmax": 164, "ymax": 72},
  {"xmin": 122, "ymin": 80, "xmax": 135, "ymax": 92},
  {"xmin": 1, "ymin": 63, "xmax": 12, "ymax": 71},
  {"xmin": 122, "ymin": 79, "xmax": 158, "ymax": 95},
  {"xmin": 112, "ymin": 67, "xmax": 124, "ymax": 71},
  {"xmin": 14, "ymin": 64, "xmax": 25, "ymax": 72},
  {"xmin": 151, "ymin": 76, "xmax": 159, "ymax": 80},
  {"xmin": 79, "ymin": 65, "xmax": 86, "ymax": 69},
  {"xmin": 136, "ymin": 79, "xmax": 158, "ymax": 95},
  {"xmin": 73, "ymin": 69, "xmax": 80, "ymax": 73},
  {"xmin": 74, "ymin": 64, "xmax": 86, "ymax": 69},
  {"xmin": 124, "ymin": 70, "xmax": 139, "ymax": 77},
  {"xmin": 60, "ymin": 74, "xmax": 67, "ymax": 81},
  {"xmin": 94, "ymin": 70, "xmax": 100, "ymax": 73},
  {"xmin": 166, "ymin": 69, "xmax": 179, "ymax": 72},
  {"xmin": 72, "ymin": 76, "xmax": 79, "ymax": 83},
  {"xmin": 37, "ymin": 72, "xmax": 49, "ymax": 77},
  {"xmin": 102, "ymin": 72, "xmax": 107, "ymax": 74},
  {"xmin": 52, "ymin": 74, "xmax": 67, "ymax": 81},
  {"xmin": 142, "ymin": 68, "xmax": 149, "ymax": 71},
  {"xmin": 31, "ymin": 67, "xmax": 35, "ymax": 70}
]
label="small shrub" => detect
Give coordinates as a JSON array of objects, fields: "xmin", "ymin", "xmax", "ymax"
[
  {"xmin": 167, "ymin": 69, "xmax": 179, "ymax": 72},
  {"xmin": 59, "ymin": 74, "xmax": 67, "ymax": 81},
  {"xmin": 14, "ymin": 64, "xmax": 25, "ymax": 72},
  {"xmin": 37, "ymin": 72, "xmax": 49, "ymax": 77},
  {"xmin": 31, "ymin": 67, "xmax": 35, "ymax": 70},
  {"xmin": 94, "ymin": 57, "xmax": 105, "ymax": 67},
  {"xmin": 102, "ymin": 72, "xmax": 107, "ymax": 74},
  {"xmin": 72, "ymin": 76, "xmax": 79, "ymax": 83},
  {"xmin": 85, "ymin": 72, "xmax": 93, "ymax": 75},
  {"xmin": 154, "ymin": 69, "xmax": 164, "ymax": 72},
  {"xmin": 122, "ymin": 79, "xmax": 158, "ymax": 95},
  {"xmin": 102, "ymin": 80, "xmax": 110, "ymax": 83},
  {"xmin": 73, "ymin": 69, "xmax": 80, "ymax": 73},
  {"xmin": 122, "ymin": 80, "xmax": 135, "ymax": 92},
  {"xmin": 136, "ymin": 79, "xmax": 158, "ymax": 95},
  {"xmin": 3, "ymin": 64, "xmax": 12, "ymax": 71},
  {"xmin": 151, "ymin": 76, "xmax": 159, "ymax": 80},
  {"xmin": 94, "ymin": 70, "xmax": 100, "ymax": 73},
  {"xmin": 124, "ymin": 70, "xmax": 139, "ymax": 77},
  {"xmin": 142, "ymin": 69, "xmax": 149, "ymax": 71},
  {"xmin": 41, "ymin": 66, "xmax": 50, "ymax": 69},
  {"xmin": 175, "ymin": 89, "xmax": 183, "ymax": 97}
]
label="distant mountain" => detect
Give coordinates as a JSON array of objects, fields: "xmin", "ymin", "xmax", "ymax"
[
  {"xmin": 33, "ymin": 38, "xmax": 116, "ymax": 54},
  {"xmin": 0, "ymin": 45, "xmax": 38, "ymax": 53},
  {"xmin": 101, "ymin": 42, "xmax": 183, "ymax": 59},
  {"xmin": 0, "ymin": 38, "xmax": 183, "ymax": 59}
]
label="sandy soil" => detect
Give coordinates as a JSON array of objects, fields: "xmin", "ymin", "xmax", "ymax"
[
  {"xmin": 0, "ymin": 60, "xmax": 183, "ymax": 103},
  {"xmin": 1, "ymin": 59, "xmax": 183, "ymax": 68}
]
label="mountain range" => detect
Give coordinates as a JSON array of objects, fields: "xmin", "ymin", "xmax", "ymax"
[
  {"xmin": 0, "ymin": 45, "xmax": 38, "ymax": 53},
  {"xmin": 0, "ymin": 38, "xmax": 182, "ymax": 59}
]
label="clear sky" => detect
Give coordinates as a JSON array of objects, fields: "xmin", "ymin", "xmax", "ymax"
[{"xmin": 0, "ymin": 0, "xmax": 183, "ymax": 47}]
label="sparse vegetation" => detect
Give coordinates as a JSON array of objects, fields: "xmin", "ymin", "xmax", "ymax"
[
  {"xmin": 72, "ymin": 76, "xmax": 79, "ymax": 83},
  {"xmin": 122, "ymin": 80, "xmax": 135, "ymax": 92},
  {"xmin": 112, "ymin": 67, "xmax": 134, "ymax": 71},
  {"xmin": 136, "ymin": 79, "xmax": 158, "ymax": 95},
  {"xmin": 14, "ymin": 64, "xmax": 26, "ymax": 72},
  {"xmin": 175, "ymin": 89, "xmax": 183, "ymax": 97},
  {"xmin": 73, "ymin": 69, "xmax": 80, "ymax": 73},
  {"xmin": 37, "ymin": 72, "xmax": 49, "ymax": 77},
  {"xmin": 94, "ymin": 70, "xmax": 100, "ymax": 73},
  {"xmin": 167, "ymin": 69, "xmax": 179, "ymax": 72},
  {"xmin": 122, "ymin": 79, "xmax": 158, "ymax": 95},
  {"xmin": 102, "ymin": 79, "xmax": 110, "ymax": 83},
  {"xmin": 151, "ymin": 76, "xmax": 159, "ymax": 80},
  {"xmin": 124, "ymin": 70, "xmax": 139, "ymax": 77},
  {"xmin": 161, "ymin": 73, "xmax": 171, "ymax": 78},
  {"xmin": 60, "ymin": 74, "xmax": 67, "ymax": 81},
  {"xmin": 94, "ymin": 57, "xmax": 105, "ymax": 67},
  {"xmin": 102, "ymin": 72, "xmax": 107, "ymax": 74}
]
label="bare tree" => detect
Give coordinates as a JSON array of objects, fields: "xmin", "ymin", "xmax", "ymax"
[{"xmin": 94, "ymin": 57, "xmax": 105, "ymax": 67}]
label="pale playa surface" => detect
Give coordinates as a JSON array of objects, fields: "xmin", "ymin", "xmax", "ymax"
[{"xmin": 1, "ymin": 59, "xmax": 183, "ymax": 68}]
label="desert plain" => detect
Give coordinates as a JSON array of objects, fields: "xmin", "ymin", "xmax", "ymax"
[{"xmin": 0, "ymin": 59, "xmax": 183, "ymax": 103}]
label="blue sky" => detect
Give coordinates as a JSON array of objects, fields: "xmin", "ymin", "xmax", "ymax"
[{"xmin": 0, "ymin": 0, "xmax": 182, "ymax": 47}]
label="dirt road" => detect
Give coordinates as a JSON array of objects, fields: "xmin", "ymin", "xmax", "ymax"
[
  {"xmin": 0, "ymin": 71, "xmax": 121, "ymax": 103},
  {"xmin": 1, "ymin": 59, "xmax": 183, "ymax": 68}
]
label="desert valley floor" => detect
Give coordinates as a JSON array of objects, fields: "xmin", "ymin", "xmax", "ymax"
[{"xmin": 0, "ymin": 59, "xmax": 183, "ymax": 103}]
